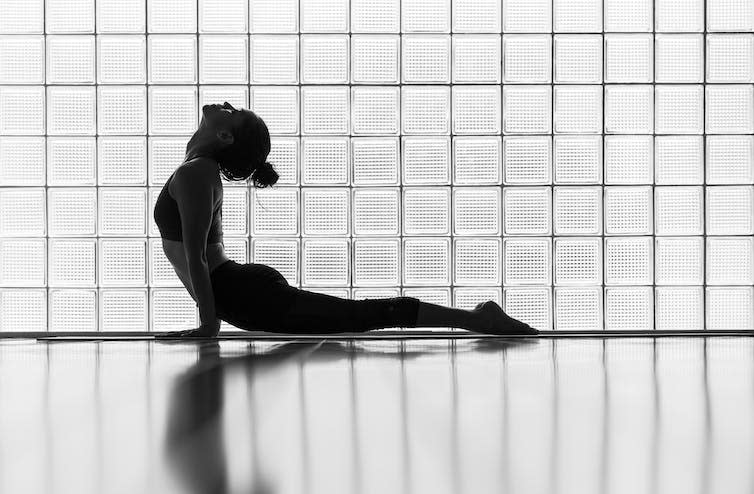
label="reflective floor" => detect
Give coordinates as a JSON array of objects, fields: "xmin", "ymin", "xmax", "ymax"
[{"xmin": 1, "ymin": 336, "xmax": 753, "ymax": 494}]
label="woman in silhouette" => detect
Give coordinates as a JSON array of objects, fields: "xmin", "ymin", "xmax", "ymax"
[{"xmin": 154, "ymin": 102, "xmax": 537, "ymax": 337}]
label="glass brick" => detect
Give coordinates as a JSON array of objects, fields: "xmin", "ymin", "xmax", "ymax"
[
  {"xmin": 604, "ymin": 0, "xmax": 652, "ymax": 32},
  {"xmin": 351, "ymin": 0, "xmax": 399, "ymax": 33},
  {"xmin": 555, "ymin": 287, "xmax": 603, "ymax": 330},
  {"xmin": 352, "ymin": 188, "xmax": 400, "ymax": 236},
  {"xmin": 403, "ymin": 237, "xmax": 451, "ymax": 286},
  {"xmin": 553, "ymin": 186, "xmax": 602, "ymax": 235},
  {"xmin": 199, "ymin": 0, "xmax": 247, "ymax": 33},
  {"xmin": 452, "ymin": 187, "xmax": 500, "ymax": 235},
  {"xmin": 148, "ymin": 35, "xmax": 197, "ymax": 85},
  {"xmin": 604, "ymin": 186, "xmax": 653, "ymax": 235},
  {"xmin": 654, "ymin": 186, "xmax": 704, "ymax": 235},
  {"xmin": 706, "ymin": 237, "xmax": 754, "ymax": 285},
  {"xmin": 706, "ymin": 186, "xmax": 754, "ymax": 235},
  {"xmin": 604, "ymin": 34, "xmax": 653, "ymax": 83},
  {"xmin": 46, "ymin": 0, "xmax": 94, "ymax": 33},
  {"xmin": 655, "ymin": 135, "xmax": 703, "ymax": 184},
  {"xmin": 503, "ymin": 0, "xmax": 551, "ymax": 33},
  {"xmin": 604, "ymin": 135, "xmax": 654, "ymax": 185},
  {"xmin": 352, "ymin": 86, "xmax": 400, "ymax": 135},
  {"xmin": 655, "ymin": 286, "xmax": 703, "ymax": 330},
  {"xmin": 403, "ymin": 187, "xmax": 451, "ymax": 235},
  {"xmin": 452, "ymin": 0, "xmax": 500, "ymax": 33},
  {"xmin": 0, "ymin": 289, "xmax": 46, "ymax": 332},
  {"xmin": 252, "ymin": 238, "xmax": 299, "ymax": 285},
  {"xmin": 605, "ymin": 287, "xmax": 653, "ymax": 331},
  {"xmin": 655, "ymin": 0, "xmax": 704, "ymax": 32},
  {"xmin": 401, "ymin": 86, "xmax": 450, "ymax": 135},
  {"xmin": 706, "ymin": 34, "xmax": 754, "ymax": 83},
  {"xmin": 454, "ymin": 35, "xmax": 501, "ymax": 84},
  {"xmin": 0, "ymin": 86, "xmax": 45, "ymax": 135},
  {"xmin": 351, "ymin": 35, "xmax": 399, "ymax": 84},
  {"xmin": 301, "ymin": 0, "xmax": 348, "ymax": 33},
  {"xmin": 706, "ymin": 135, "xmax": 754, "ymax": 184},
  {"xmin": 0, "ymin": 188, "xmax": 46, "ymax": 237},
  {"xmin": 402, "ymin": 136, "xmax": 451, "ymax": 184},
  {"xmin": 453, "ymin": 136, "xmax": 501, "ymax": 185},
  {"xmin": 655, "ymin": 34, "xmax": 704, "ymax": 83},
  {"xmin": 252, "ymin": 187, "xmax": 299, "ymax": 236},
  {"xmin": 301, "ymin": 35, "xmax": 349, "ymax": 84},
  {"xmin": 554, "ymin": 237, "xmax": 602, "ymax": 285},
  {"xmin": 302, "ymin": 188, "xmax": 349, "ymax": 236},
  {"xmin": 0, "ymin": 0, "xmax": 43, "ymax": 34},
  {"xmin": 148, "ymin": 86, "xmax": 198, "ymax": 135},
  {"xmin": 47, "ymin": 188, "xmax": 97, "ymax": 237},
  {"xmin": 302, "ymin": 137, "xmax": 349, "ymax": 185},
  {"xmin": 655, "ymin": 85, "xmax": 704, "ymax": 134},
  {"xmin": 504, "ymin": 186, "xmax": 551, "ymax": 235},
  {"xmin": 503, "ymin": 136, "xmax": 551, "ymax": 185},
  {"xmin": 0, "ymin": 35, "xmax": 45, "ymax": 84},
  {"xmin": 251, "ymin": 35, "xmax": 299, "ymax": 84},
  {"xmin": 553, "ymin": 34, "xmax": 602, "ymax": 84},
  {"xmin": 353, "ymin": 238, "xmax": 400, "ymax": 286},
  {"xmin": 503, "ymin": 86, "xmax": 552, "ymax": 134},
  {"xmin": 401, "ymin": 35, "xmax": 450, "ymax": 83},
  {"xmin": 504, "ymin": 237, "xmax": 552, "ymax": 285},
  {"xmin": 302, "ymin": 86, "xmax": 350, "ymax": 135},
  {"xmin": 453, "ymin": 238, "xmax": 501, "ymax": 286},
  {"xmin": 48, "ymin": 239, "xmax": 96, "ymax": 287},
  {"xmin": 402, "ymin": 0, "xmax": 450, "ymax": 33},
  {"xmin": 706, "ymin": 287, "xmax": 754, "ymax": 330},
  {"xmin": 553, "ymin": 86, "xmax": 603, "ymax": 134},
  {"xmin": 605, "ymin": 85, "xmax": 654, "ymax": 134},
  {"xmin": 148, "ymin": 0, "xmax": 196, "ymax": 33},
  {"xmin": 199, "ymin": 35, "xmax": 248, "ymax": 84},
  {"xmin": 250, "ymin": 0, "xmax": 298, "ymax": 33},
  {"xmin": 504, "ymin": 34, "xmax": 551, "ymax": 84},
  {"xmin": 47, "ymin": 137, "xmax": 96, "ymax": 186},
  {"xmin": 554, "ymin": 0, "xmax": 602, "ymax": 33},
  {"xmin": 97, "ymin": 35, "xmax": 146, "ymax": 84},
  {"xmin": 98, "ymin": 239, "xmax": 146, "ymax": 287},
  {"xmin": 0, "ymin": 137, "xmax": 46, "ymax": 186},
  {"xmin": 605, "ymin": 237, "xmax": 654, "ymax": 285},
  {"xmin": 655, "ymin": 236, "xmax": 704, "ymax": 285},
  {"xmin": 251, "ymin": 86, "xmax": 299, "ymax": 135},
  {"xmin": 46, "ymin": 86, "xmax": 96, "ymax": 136},
  {"xmin": 0, "ymin": 239, "xmax": 46, "ymax": 287},
  {"xmin": 352, "ymin": 137, "xmax": 399, "ymax": 186},
  {"xmin": 452, "ymin": 86, "xmax": 501, "ymax": 135},
  {"xmin": 553, "ymin": 135, "xmax": 602, "ymax": 183},
  {"xmin": 98, "ymin": 86, "xmax": 147, "ymax": 135},
  {"xmin": 99, "ymin": 289, "xmax": 148, "ymax": 332},
  {"xmin": 706, "ymin": 85, "xmax": 754, "ymax": 134},
  {"xmin": 707, "ymin": 0, "xmax": 754, "ymax": 32}
]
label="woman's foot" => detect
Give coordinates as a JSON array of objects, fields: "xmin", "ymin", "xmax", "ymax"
[{"xmin": 470, "ymin": 301, "xmax": 538, "ymax": 336}]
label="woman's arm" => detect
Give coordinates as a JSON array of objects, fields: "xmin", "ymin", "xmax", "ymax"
[{"xmin": 172, "ymin": 165, "xmax": 222, "ymax": 333}]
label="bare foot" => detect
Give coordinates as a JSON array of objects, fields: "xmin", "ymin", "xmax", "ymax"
[{"xmin": 470, "ymin": 301, "xmax": 538, "ymax": 336}]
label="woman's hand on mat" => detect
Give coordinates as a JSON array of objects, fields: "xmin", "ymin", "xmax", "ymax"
[{"xmin": 157, "ymin": 322, "xmax": 220, "ymax": 338}]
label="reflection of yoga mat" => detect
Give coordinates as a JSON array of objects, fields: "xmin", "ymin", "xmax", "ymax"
[{"xmin": 33, "ymin": 329, "xmax": 754, "ymax": 342}]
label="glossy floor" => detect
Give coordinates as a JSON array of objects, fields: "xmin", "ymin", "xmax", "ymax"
[{"xmin": 1, "ymin": 336, "xmax": 752, "ymax": 494}]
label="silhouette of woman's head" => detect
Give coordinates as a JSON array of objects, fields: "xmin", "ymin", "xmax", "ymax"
[{"xmin": 198, "ymin": 102, "xmax": 279, "ymax": 188}]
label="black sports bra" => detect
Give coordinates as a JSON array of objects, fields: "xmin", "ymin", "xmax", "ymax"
[{"xmin": 153, "ymin": 171, "xmax": 223, "ymax": 244}]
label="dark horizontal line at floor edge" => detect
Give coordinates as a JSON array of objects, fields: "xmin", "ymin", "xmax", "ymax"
[{"xmin": 7, "ymin": 329, "xmax": 754, "ymax": 342}]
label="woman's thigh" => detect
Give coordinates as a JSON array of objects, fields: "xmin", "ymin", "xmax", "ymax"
[{"xmin": 211, "ymin": 261, "xmax": 298, "ymax": 330}]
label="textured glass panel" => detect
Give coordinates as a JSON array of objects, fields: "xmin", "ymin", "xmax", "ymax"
[
  {"xmin": 351, "ymin": 35, "xmax": 399, "ymax": 84},
  {"xmin": 454, "ymin": 35, "xmax": 501, "ymax": 84},
  {"xmin": 302, "ymin": 238, "xmax": 350, "ymax": 287},
  {"xmin": 352, "ymin": 138, "xmax": 399, "ymax": 186},
  {"xmin": 555, "ymin": 287, "xmax": 603, "ymax": 330},
  {"xmin": 604, "ymin": 135, "xmax": 653, "ymax": 185},
  {"xmin": 0, "ymin": 0, "xmax": 44, "ymax": 34},
  {"xmin": 605, "ymin": 287, "xmax": 653, "ymax": 331},
  {"xmin": 604, "ymin": 186, "xmax": 653, "ymax": 235},
  {"xmin": 351, "ymin": 0, "xmax": 399, "ymax": 33},
  {"xmin": 706, "ymin": 287, "xmax": 754, "ymax": 330},
  {"xmin": 0, "ymin": 289, "xmax": 47, "ymax": 332},
  {"xmin": 655, "ymin": 34, "xmax": 704, "ymax": 83},
  {"xmin": 604, "ymin": 0, "xmax": 652, "ymax": 32},
  {"xmin": 452, "ymin": 187, "xmax": 500, "ymax": 235},
  {"xmin": 453, "ymin": 136, "xmax": 501, "ymax": 185},
  {"xmin": 251, "ymin": 35, "xmax": 299, "ymax": 84},
  {"xmin": 250, "ymin": 0, "xmax": 298, "ymax": 33},
  {"xmin": 504, "ymin": 35, "xmax": 551, "ymax": 84},
  {"xmin": 199, "ymin": 0, "xmax": 247, "ymax": 33},
  {"xmin": 504, "ymin": 287, "xmax": 552, "ymax": 330},
  {"xmin": 0, "ymin": 137, "xmax": 46, "ymax": 186},
  {"xmin": 199, "ymin": 35, "xmax": 248, "ymax": 84},
  {"xmin": 0, "ymin": 35, "xmax": 45, "ymax": 84},
  {"xmin": 656, "ymin": 0, "xmax": 704, "ymax": 32},
  {"xmin": 655, "ymin": 286, "xmax": 703, "ymax": 330}
]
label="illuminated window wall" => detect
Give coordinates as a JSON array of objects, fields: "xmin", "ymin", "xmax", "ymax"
[{"xmin": 1, "ymin": 0, "xmax": 753, "ymax": 332}]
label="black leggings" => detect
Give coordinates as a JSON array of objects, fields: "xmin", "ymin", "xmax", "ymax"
[{"xmin": 210, "ymin": 260, "xmax": 420, "ymax": 334}]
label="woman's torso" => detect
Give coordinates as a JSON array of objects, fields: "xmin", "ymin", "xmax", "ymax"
[{"xmin": 159, "ymin": 158, "xmax": 231, "ymax": 291}]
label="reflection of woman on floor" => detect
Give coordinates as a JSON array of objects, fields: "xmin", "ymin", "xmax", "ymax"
[{"xmin": 153, "ymin": 102, "xmax": 537, "ymax": 337}]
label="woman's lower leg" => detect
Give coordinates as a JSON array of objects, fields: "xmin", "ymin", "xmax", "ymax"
[{"xmin": 414, "ymin": 301, "xmax": 479, "ymax": 331}]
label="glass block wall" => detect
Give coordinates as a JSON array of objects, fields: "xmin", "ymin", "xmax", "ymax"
[{"xmin": 1, "ymin": 0, "xmax": 753, "ymax": 332}]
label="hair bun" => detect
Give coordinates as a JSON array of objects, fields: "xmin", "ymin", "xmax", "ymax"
[{"xmin": 251, "ymin": 160, "xmax": 279, "ymax": 188}]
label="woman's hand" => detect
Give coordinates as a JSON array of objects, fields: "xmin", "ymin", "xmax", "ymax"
[{"xmin": 157, "ymin": 322, "xmax": 220, "ymax": 338}]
